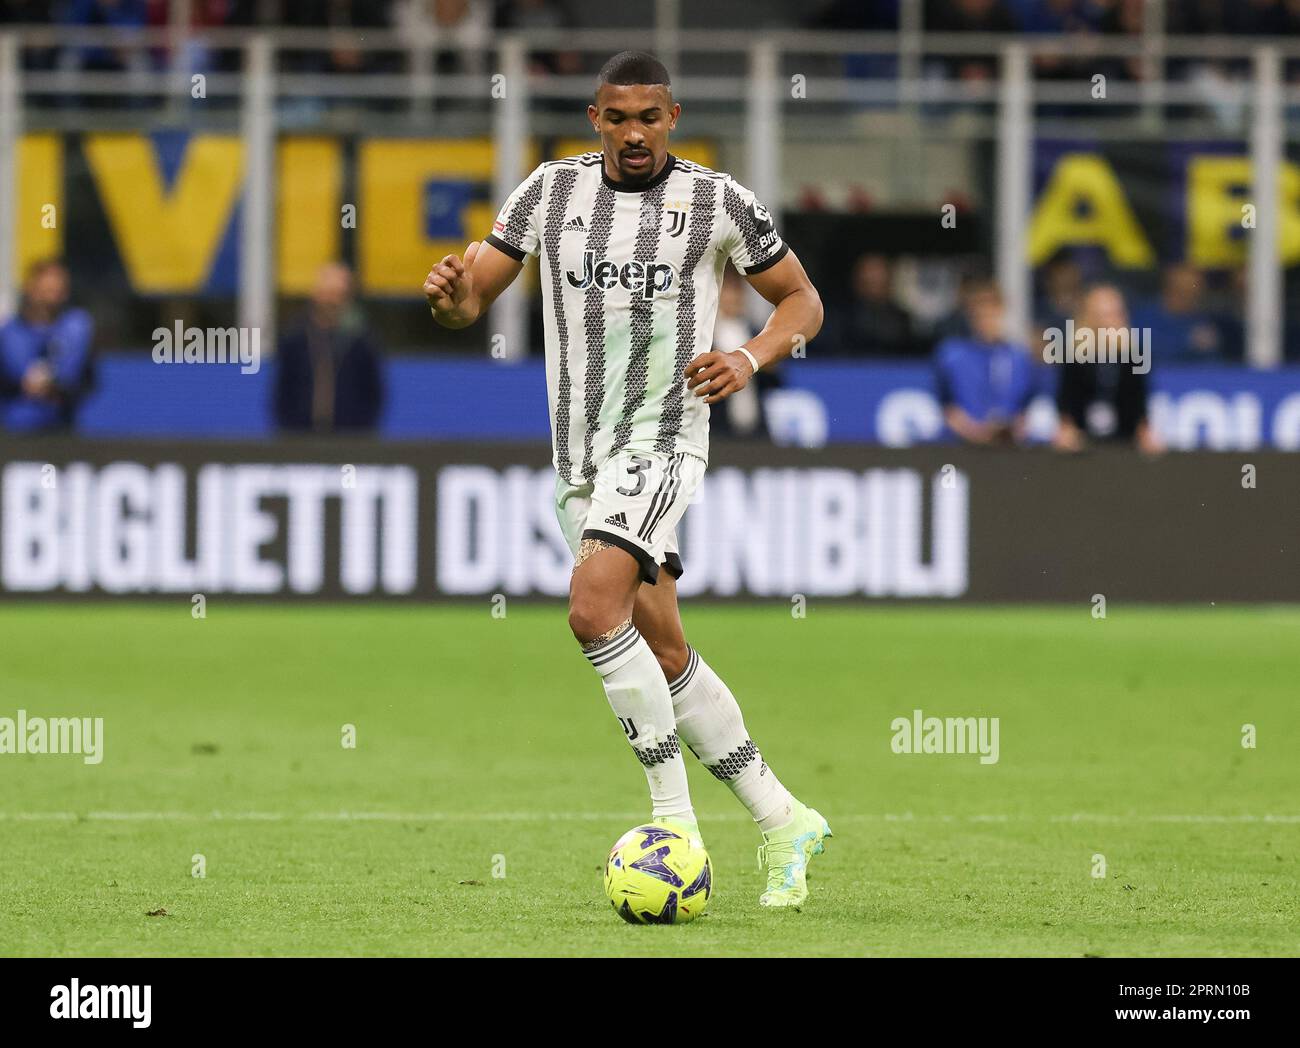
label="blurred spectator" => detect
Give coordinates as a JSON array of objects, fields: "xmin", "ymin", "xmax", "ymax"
[
  {"xmin": 893, "ymin": 256, "xmax": 964, "ymax": 347},
  {"xmin": 1033, "ymin": 252, "xmax": 1084, "ymax": 357},
  {"xmin": 934, "ymin": 281, "xmax": 1036, "ymax": 445},
  {"xmin": 284, "ymin": 0, "xmax": 394, "ymax": 54},
  {"xmin": 1217, "ymin": 266, "xmax": 1247, "ymax": 363},
  {"xmin": 1169, "ymin": 0, "xmax": 1288, "ymax": 98},
  {"xmin": 0, "ymin": 259, "xmax": 96, "ymax": 433},
  {"xmin": 1036, "ymin": 252, "xmax": 1084, "ymax": 333},
  {"xmin": 2, "ymin": 0, "xmax": 57, "ymax": 78},
  {"xmin": 274, "ymin": 263, "xmax": 384, "ymax": 433},
  {"xmin": 174, "ymin": 2, "xmax": 254, "ymax": 29},
  {"xmin": 829, "ymin": 253, "xmax": 916, "ymax": 357},
  {"xmin": 494, "ymin": 0, "xmax": 581, "ymax": 77},
  {"xmin": 1005, "ymin": 0, "xmax": 1093, "ymax": 33},
  {"xmin": 710, "ymin": 268, "xmax": 779, "ymax": 441},
  {"xmin": 1102, "ymin": 0, "xmax": 1151, "ymax": 92},
  {"xmin": 395, "ymin": 0, "xmax": 491, "ymax": 79},
  {"xmin": 925, "ymin": 0, "xmax": 1016, "ymax": 82},
  {"xmin": 59, "ymin": 0, "xmax": 148, "ymax": 46},
  {"xmin": 932, "ymin": 266, "xmax": 995, "ymax": 343},
  {"xmin": 153, "ymin": 0, "xmax": 254, "ymax": 80},
  {"xmin": 279, "ymin": 0, "xmax": 398, "ymax": 118},
  {"xmin": 1131, "ymin": 263, "xmax": 1224, "ymax": 363},
  {"xmin": 804, "ymin": 0, "xmax": 900, "ymax": 82},
  {"xmin": 1007, "ymin": 0, "xmax": 1142, "ymax": 116},
  {"xmin": 1054, "ymin": 283, "xmax": 1162, "ymax": 454},
  {"xmin": 58, "ymin": 0, "xmax": 149, "ymax": 107}
]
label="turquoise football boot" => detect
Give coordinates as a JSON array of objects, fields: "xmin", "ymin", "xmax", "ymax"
[{"xmin": 757, "ymin": 803, "xmax": 832, "ymax": 908}]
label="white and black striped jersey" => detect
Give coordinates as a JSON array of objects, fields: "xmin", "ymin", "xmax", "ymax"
[{"xmin": 484, "ymin": 151, "xmax": 788, "ymax": 486}]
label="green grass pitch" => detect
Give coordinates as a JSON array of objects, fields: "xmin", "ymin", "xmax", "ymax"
[{"xmin": 1, "ymin": 603, "xmax": 1296, "ymax": 957}]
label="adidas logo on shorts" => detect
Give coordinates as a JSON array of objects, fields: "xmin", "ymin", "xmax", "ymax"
[
  {"xmin": 562, "ymin": 216, "xmax": 587, "ymax": 232},
  {"xmin": 604, "ymin": 511, "xmax": 629, "ymax": 530}
]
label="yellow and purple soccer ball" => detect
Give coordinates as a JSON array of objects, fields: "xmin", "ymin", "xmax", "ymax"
[{"xmin": 604, "ymin": 824, "xmax": 713, "ymax": 924}]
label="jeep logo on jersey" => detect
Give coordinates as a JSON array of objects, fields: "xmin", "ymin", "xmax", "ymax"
[{"xmin": 565, "ymin": 251, "xmax": 676, "ymax": 299}]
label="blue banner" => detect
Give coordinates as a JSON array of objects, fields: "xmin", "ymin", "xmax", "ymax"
[{"xmin": 72, "ymin": 354, "xmax": 1300, "ymax": 451}]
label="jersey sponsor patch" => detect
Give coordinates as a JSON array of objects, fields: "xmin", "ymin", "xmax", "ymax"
[{"xmin": 565, "ymin": 251, "xmax": 678, "ymax": 300}]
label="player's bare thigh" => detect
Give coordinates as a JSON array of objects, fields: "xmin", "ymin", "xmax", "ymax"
[
  {"xmin": 632, "ymin": 572, "xmax": 690, "ymax": 681},
  {"xmin": 568, "ymin": 538, "xmax": 689, "ymax": 677},
  {"xmin": 568, "ymin": 537, "xmax": 642, "ymax": 647}
]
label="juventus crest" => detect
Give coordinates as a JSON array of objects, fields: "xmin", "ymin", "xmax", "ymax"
[{"xmin": 666, "ymin": 201, "xmax": 690, "ymax": 238}]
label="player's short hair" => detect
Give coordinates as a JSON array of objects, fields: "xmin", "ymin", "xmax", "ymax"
[{"xmin": 596, "ymin": 50, "xmax": 671, "ymax": 99}]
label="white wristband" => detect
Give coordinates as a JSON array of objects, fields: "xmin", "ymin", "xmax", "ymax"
[{"xmin": 736, "ymin": 346, "xmax": 760, "ymax": 373}]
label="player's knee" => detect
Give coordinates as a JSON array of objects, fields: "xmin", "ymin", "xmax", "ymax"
[
  {"xmin": 568, "ymin": 598, "xmax": 619, "ymax": 645},
  {"xmin": 567, "ymin": 602, "xmax": 595, "ymax": 643}
]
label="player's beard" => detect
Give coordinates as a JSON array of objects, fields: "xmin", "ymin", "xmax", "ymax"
[{"xmin": 618, "ymin": 149, "xmax": 655, "ymax": 183}]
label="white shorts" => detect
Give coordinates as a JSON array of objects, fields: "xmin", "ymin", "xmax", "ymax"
[{"xmin": 555, "ymin": 450, "xmax": 706, "ymax": 585}]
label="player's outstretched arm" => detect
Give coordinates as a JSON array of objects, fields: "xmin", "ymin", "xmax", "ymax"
[
  {"xmin": 424, "ymin": 239, "xmax": 525, "ymax": 330},
  {"xmin": 686, "ymin": 250, "xmax": 823, "ymax": 404}
]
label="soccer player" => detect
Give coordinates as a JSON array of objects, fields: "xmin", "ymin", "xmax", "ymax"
[{"xmin": 425, "ymin": 51, "xmax": 830, "ymax": 907}]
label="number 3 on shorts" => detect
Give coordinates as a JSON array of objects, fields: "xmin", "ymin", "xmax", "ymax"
[{"xmin": 616, "ymin": 454, "xmax": 653, "ymax": 497}]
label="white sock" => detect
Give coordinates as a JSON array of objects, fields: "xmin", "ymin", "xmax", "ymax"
[
  {"xmin": 669, "ymin": 647, "xmax": 796, "ymax": 832},
  {"xmin": 584, "ymin": 624, "xmax": 694, "ymax": 820}
]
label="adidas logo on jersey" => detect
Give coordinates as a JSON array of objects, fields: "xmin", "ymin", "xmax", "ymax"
[
  {"xmin": 604, "ymin": 511, "xmax": 629, "ymax": 530},
  {"xmin": 565, "ymin": 250, "xmax": 677, "ymax": 300},
  {"xmin": 562, "ymin": 216, "xmax": 586, "ymax": 231}
]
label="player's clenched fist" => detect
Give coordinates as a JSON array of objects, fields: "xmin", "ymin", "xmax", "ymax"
[
  {"xmin": 685, "ymin": 349, "xmax": 755, "ymax": 404},
  {"xmin": 424, "ymin": 241, "xmax": 481, "ymax": 322}
]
